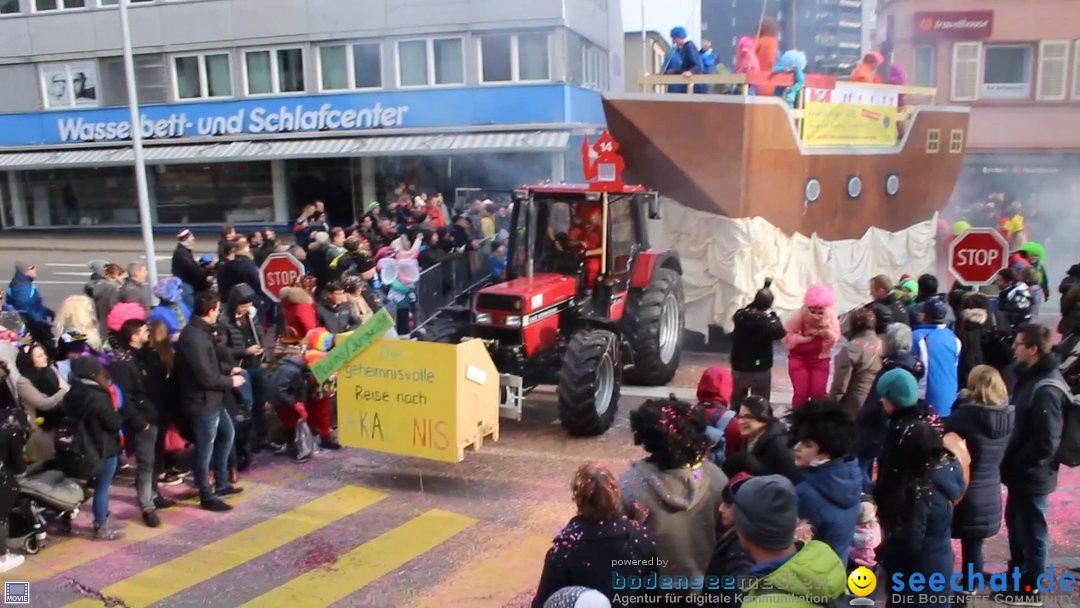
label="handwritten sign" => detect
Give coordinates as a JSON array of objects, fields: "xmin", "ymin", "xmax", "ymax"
[{"xmin": 310, "ymin": 308, "xmax": 394, "ymax": 384}]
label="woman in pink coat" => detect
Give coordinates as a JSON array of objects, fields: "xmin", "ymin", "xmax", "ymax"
[{"xmin": 783, "ymin": 284, "xmax": 841, "ymax": 409}]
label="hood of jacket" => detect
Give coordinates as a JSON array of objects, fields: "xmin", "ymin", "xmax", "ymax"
[
  {"xmin": 697, "ymin": 366, "xmax": 733, "ymax": 406},
  {"xmin": 227, "ymin": 283, "xmax": 258, "ymax": 315},
  {"xmin": 960, "ymin": 307, "xmax": 989, "ymax": 327},
  {"xmin": 930, "ymin": 455, "xmax": 968, "ymax": 502},
  {"xmin": 951, "ymin": 399, "xmax": 1015, "ymax": 440},
  {"xmin": 800, "ymin": 457, "xmax": 863, "ymax": 510},
  {"xmin": 624, "ymin": 460, "xmax": 712, "ymax": 512},
  {"xmin": 883, "ymin": 352, "xmax": 925, "ymax": 381},
  {"xmin": 279, "ymin": 286, "xmax": 314, "ymax": 305},
  {"xmin": 751, "ymin": 541, "xmax": 847, "ymax": 603},
  {"xmin": 9, "ymin": 272, "xmax": 32, "ymax": 286},
  {"xmin": 553, "ymin": 516, "xmax": 644, "ymax": 545}
]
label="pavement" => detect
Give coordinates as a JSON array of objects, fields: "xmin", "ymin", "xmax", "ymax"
[{"xmin": 0, "ymin": 235, "xmax": 1078, "ymax": 607}]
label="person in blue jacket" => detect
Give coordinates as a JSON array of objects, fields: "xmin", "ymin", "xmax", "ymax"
[
  {"xmin": 6, "ymin": 261, "xmax": 54, "ymax": 349},
  {"xmin": 695, "ymin": 39, "xmax": 717, "ymax": 94},
  {"xmin": 789, "ymin": 399, "xmax": 863, "ymax": 565},
  {"xmin": 663, "ymin": 26, "xmax": 703, "ymax": 94},
  {"xmin": 912, "ymin": 299, "xmax": 961, "ymax": 417}
]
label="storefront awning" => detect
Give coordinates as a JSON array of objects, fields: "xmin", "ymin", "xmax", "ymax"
[{"xmin": 0, "ymin": 131, "xmax": 572, "ymax": 169}]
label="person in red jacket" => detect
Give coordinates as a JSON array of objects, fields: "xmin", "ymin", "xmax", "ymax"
[
  {"xmin": 697, "ymin": 366, "xmax": 743, "ymax": 462},
  {"xmin": 278, "ymin": 276, "xmax": 318, "ymax": 343},
  {"xmin": 568, "ymin": 203, "xmax": 603, "ymax": 288}
]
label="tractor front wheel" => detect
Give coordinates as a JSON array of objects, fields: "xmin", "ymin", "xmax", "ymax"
[
  {"xmin": 557, "ymin": 329, "xmax": 621, "ymax": 436},
  {"xmin": 421, "ymin": 318, "xmax": 469, "ymax": 344},
  {"xmin": 624, "ymin": 268, "xmax": 684, "ymax": 386}
]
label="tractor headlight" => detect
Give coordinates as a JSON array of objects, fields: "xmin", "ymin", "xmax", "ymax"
[
  {"xmin": 504, "ymin": 315, "xmax": 522, "ymax": 327},
  {"xmin": 475, "ymin": 313, "xmax": 491, "ymax": 324}
]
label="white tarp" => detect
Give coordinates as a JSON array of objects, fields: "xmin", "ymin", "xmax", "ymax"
[{"xmin": 647, "ymin": 198, "xmax": 939, "ymax": 335}]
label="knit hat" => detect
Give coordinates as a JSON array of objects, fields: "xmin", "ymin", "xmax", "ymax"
[
  {"xmin": 543, "ymin": 586, "xmax": 612, "ymax": 608},
  {"xmin": 306, "ymin": 328, "xmax": 334, "ymax": 352},
  {"xmin": 900, "ymin": 279, "xmax": 919, "ymax": 298},
  {"xmin": 14, "ymin": 261, "xmax": 33, "ymax": 275},
  {"xmin": 88, "ymin": 260, "xmax": 108, "ymax": 276},
  {"xmin": 921, "ymin": 298, "xmax": 948, "ymax": 322},
  {"xmin": 70, "ymin": 355, "xmax": 104, "ymax": 380},
  {"xmin": 153, "ymin": 277, "xmax": 183, "ymax": 304},
  {"xmin": 876, "ymin": 368, "xmax": 919, "ymax": 408},
  {"xmin": 1019, "ymin": 241, "xmax": 1045, "ymax": 260},
  {"xmin": 670, "ymin": 26, "xmax": 687, "ymax": 39},
  {"xmin": 733, "ymin": 475, "xmax": 798, "ymax": 551}
]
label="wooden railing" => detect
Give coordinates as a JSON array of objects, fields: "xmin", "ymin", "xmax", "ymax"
[{"xmin": 637, "ymin": 73, "xmax": 938, "ymax": 104}]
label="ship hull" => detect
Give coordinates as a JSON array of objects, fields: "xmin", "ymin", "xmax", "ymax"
[{"xmin": 603, "ymin": 93, "xmax": 970, "ymax": 241}]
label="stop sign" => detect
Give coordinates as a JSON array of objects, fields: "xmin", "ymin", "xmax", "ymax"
[
  {"xmin": 948, "ymin": 228, "xmax": 1009, "ymax": 286},
  {"xmin": 259, "ymin": 252, "xmax": 305, "ymax": 302}
]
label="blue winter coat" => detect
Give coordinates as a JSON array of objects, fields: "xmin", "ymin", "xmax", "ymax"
[
  {"xmin": 912, "ymin": 323, "xmax": 961, "ymax": 417},
  {"xmin": 881, "ymin": 456, "xmax": 967, "ymax": 608},
  {"xmin": 945, "ymin": 399, "xmax": 1014, "ymax": 539},
  {"xmin": 795, "ymin": 457, "xmax": 862, "ymax": 564},
  {"xmin": 6, "ymin": 273, "xmax": 52, "ymax": 324}
]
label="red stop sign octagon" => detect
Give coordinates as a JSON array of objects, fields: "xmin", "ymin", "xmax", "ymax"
[
  {"xmin": 259, "ymin": 252, "xmax": 305, "ymax": 302},
  {"xmin": 949, "ymin": 228, "xmax": 1010, "ymax": 286}
]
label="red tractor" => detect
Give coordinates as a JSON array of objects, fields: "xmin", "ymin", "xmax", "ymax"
[{"xmin": 425, "ymin": 173, "xmax": 685, "ymax": 436}]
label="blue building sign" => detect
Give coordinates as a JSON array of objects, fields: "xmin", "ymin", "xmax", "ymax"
[{"xmin": 0, "ymin": 84, "xmax": 605, "ymax": 148}]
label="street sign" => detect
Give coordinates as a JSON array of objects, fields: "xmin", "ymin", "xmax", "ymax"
[
  {"xmin": 259, "ymin": 252, "xmax": 305, "ymax": 302},
  {"xmin": 948, "ymin": 228, "xmax": 1009, "ymax": 286}
]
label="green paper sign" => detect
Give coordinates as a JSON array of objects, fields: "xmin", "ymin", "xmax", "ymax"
[{"xmin": 310, "ymin": 308, "xmax": 395, "ymax": 384}]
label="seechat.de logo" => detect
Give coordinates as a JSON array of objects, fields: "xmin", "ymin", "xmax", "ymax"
[{"xmin": 4, "ymin": 581, "xmax": 29, "ymax": 604}]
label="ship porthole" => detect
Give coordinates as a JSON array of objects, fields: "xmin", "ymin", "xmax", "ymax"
[
  {"xmin": 846, "ymin": 175, "xmax": 863, "ymax": 199},
  {"xmin": 805, "ymin": 178, "xmax": 822, "ymax": 203},
  {"xmin": 885, "ymin": 173, "xmax": 900, "ymax": 196}
]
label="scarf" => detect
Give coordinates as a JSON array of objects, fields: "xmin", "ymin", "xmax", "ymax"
[{"xmin": 24, "ymin": 366, "xmax": 60, "ymax": 397}]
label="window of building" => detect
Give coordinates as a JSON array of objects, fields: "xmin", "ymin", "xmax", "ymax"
[
  {"xmin": 40, "ymin": 62, "xmax": 98, "ymax": 109},
  {"xmin": 98, "ymin": 0, "xmax": 154, "ymax": 6},
  {"xmin": 950, "ymin": 42, "xmax": 981, "ymax": 102},
  {"xmin": 982, "ymin": 44, "xmax": 1032, "ymax": 100},
  {"xmin": 581, "ymin": 46, "xmax": 607, "ymax": 90},
  {"xmin": 99, "ymin": 54, "xmax": 167, "ymax": 106},
  {"xmin": 913, "ymin": 46, "xmax": 935, "ymax": 87},
  {"xmin": 1073, "ymin": 40, "xmax": 1080, "ymax": 100},
  {"xmin": 949, "ymin": 129, "xmax": 965, "ymax": 154},
  {"xmin": 478, "ymin": 33, "xmax": 551, "ymax": 83},
  {"xmin": 397, "ymin": 38, "xmax": 464, "ymax": 87},
  {"xmin": 244, "ymin": 47, "xmax": 304, "ymax": 96},
  {"xmin": 173, "ymin": 53, "xmax": 231, "ymax": 100},
  {"xmin": 1036, "ymin": 40, "xmax": 1070, "ymax": 101},
  {"xmin": 926, "ymin": 128, "xmax": 940, "ymax": 154},
  {"xmin": 20, "ymin": 167, "xmax": 137, "ymax": 226},
  {"xmin": 1, "ymin": 0, "xmax": 21, "ymax": 14},
  {"xmin": 34, "ymin": 0, "xmax": 85, "ymax": 10},
  {"xmin": 318, "ymin": 42, "xmax": 382, "ymax": 91}
]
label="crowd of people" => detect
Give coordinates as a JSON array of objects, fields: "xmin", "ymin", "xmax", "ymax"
[{"xmin": 532, "ymin": 267, "xmax": 1077, "ymax": 608}]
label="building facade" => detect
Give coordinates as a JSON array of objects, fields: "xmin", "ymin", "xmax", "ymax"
[
  {"xmin": 701, "ymin": 0, "xmax": 866, "ymax": 75},
  {"xmin": 623, "ymin": 31, "xmax": 668, "ymax": 92},
  {"xmin": 878, "ymin": 0, "xmax": 1080, "ymax": 214},
  {"xmin": 0, "ymin": 0, "xmax": 623, "ymax": 229}
]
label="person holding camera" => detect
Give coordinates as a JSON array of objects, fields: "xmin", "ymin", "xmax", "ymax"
[{"xmin": 731, "ymin": 279, "xmax": 786, "ymax": 403}]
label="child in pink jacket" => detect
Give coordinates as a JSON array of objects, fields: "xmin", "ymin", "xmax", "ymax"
[{"xmin": 782, "ymin": 284, "xmax": 841, "ymax": 409}]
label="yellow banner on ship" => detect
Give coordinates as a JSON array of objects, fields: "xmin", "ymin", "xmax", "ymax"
[{"xmin": 801, "ymin": 87, "xmax": 898, "ymax": 147}]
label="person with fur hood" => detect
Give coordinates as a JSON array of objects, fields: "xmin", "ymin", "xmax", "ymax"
[
  {"xmin": 783, "ymin": 284, "xmax": 841, "ymax": 409},
  {"xmin": 279, "ymin": 276, "xmax": 319, "ymax": 343}
]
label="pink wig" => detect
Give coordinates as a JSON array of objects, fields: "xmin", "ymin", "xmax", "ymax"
[
  {"xmin": 107, "ymin": 302, "xmax": 146, "ymax": 333},
  {"xmin": 735, "ymin": 36, "xmax": 760, "ymax": 74},
  {"xmin": 804, "ymin": 284, "xmax": 836, "ymax": 309}
]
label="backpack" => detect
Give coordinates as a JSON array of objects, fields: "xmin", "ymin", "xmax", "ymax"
[
  {"xmin": 54, "ymin": 415, "xmax": 102, "ymax": 480},
  {"xmin": 706, "ymin": 408, "xmax": 738, "ymax": 466},
  {"xmin": 1031, "ymin": 377, "xmax": 1080, "ymax": 468}
]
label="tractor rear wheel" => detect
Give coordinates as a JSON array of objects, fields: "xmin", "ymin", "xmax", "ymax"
[
  {"xmin": 557, "ymin": 329, "xmax": 621, "ymax": 436},
  {"xmin": 623, "ymin": 268, "xmax": 684, "ymax": 386},
  {"xmin": 421, "ymin": 318, "xmax": 469, "ymax": 344}
]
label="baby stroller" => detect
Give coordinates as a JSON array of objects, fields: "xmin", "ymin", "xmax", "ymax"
[{"xmin": 6, "ymin": 463, "xmax": 89, "ymax": 554}]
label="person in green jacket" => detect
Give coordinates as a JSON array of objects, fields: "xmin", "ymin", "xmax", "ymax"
[{"xmin": 734, "ymin": 475, "xmax": 849, "ymax": 608}]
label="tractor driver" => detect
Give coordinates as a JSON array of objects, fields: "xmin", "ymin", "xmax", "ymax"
[{"xmin": 567, "ymin": 203, "xmax": 603, "ymax": 288}]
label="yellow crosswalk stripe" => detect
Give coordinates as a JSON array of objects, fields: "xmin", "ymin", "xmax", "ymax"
[
  {"xmin": 238, "ymin": 509, "xmax": 476, "ymax": 608},
  {"xmin": 62, "ymin": 486, "xmax": 386, "ymax": 608}
]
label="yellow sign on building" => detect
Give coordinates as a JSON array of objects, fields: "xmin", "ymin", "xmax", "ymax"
[
  {"xmin": 801, "ymin": 86, "xmax": 899, "ymax": 147},
  {"xmin": 336, "ymin": 338, "xmax": 500, "ymax": 463}
]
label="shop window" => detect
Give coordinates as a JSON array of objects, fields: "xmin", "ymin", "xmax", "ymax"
[
  {"xmin": 926, "ymin": 129, "xmax": 940, "ymax": 154},
  {"xmin": 20, "ymin": 167, "xmax": 137, "ymax": 226},
  {"xmin": 1, "ymin": 0, "xmax": 21, "ymax": 14},
  {"xmin": 153, "ymin": 162, "xmax": 274, "ymax": 224},
  {"xmin": 913, "ymin": 46, "xmax": 935, "ymax": 87},
  {"xmin": 1036, "ymin": 40, "xmax": 1070, "ymax": 101},
  {"xmin": 397, "ymin": 38, "xmax": 464, "ymax": 87},
  {"xmin": 982, "ymin": 44, "xmax": 1033, "ymax": 100},
  {"xmin": 173, "ymin": 53, "xmax": 232, "ymax": 100},
  {"xmin": 949, "ymin": 129, "xmax": 965, "ymax": 154},
  {"xmin": 318, "ymin": 42, "xmax": 382, "ymax": 91},
  {"xmin": 34, "ymin": 0, "xmax": 85, "ymax": 10},
  {"xmin": 244, "ymin": 47, "xmax": 304, "ymax": 96},
  {"xmin": 40, "ymin": 62, "xmax": 98, "ymax": 109}
]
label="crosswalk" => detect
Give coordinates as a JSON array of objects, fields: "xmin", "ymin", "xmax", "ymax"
[{"xmin": 4, "ymin": 475, "xmax": 484, "ymax": 607}]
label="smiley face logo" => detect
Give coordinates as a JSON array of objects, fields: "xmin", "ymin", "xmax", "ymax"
[{"xmin": 848, "ymin": 566, "xmax": 877, "ymax": 597}]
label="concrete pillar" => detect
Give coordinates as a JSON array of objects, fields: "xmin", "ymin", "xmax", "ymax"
[
  {"xmin": 271, "ymin": 159, "xmax": 288, "ymax": 224},
  {"xmin": 8, "ymin": 172, "xmax": 27, "ymax": 228}
]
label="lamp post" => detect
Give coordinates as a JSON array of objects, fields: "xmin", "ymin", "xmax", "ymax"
[{"xmin": 118, "ymin": 0, "xmax": 158, "ymax": 285}]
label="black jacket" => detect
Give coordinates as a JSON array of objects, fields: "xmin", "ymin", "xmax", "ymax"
[
  {"xmin": 871, "ymin": 292, "xmax": 910, "ymax": 332},
  {"xmin": 854, "ymin": 353, "xmax": 925, "ymax": 462},
  {"xmin": 722, "ymin": 421, "xmax": 802, "ymax": 483},
  {"xmin": 221, "ymin": 285, "xmax": 267, "ymax": 370},
  {"xmin": 175, "ymin": 317, "xmax": 234, "ymax": 416},
  {"xmin": 106, "ymin": 346, "xmax": 159, "ymax": 432},
  {"xmin": 171, "ymin": 243, "xmax": 210, "ymax": 292},
  {"xmin": 532, "ymin": 516, "xmax": 658, "ymax": 608},
  {"xmin": 730, "ymin": 307, "xmax": 786, "ymax": 372},
  {"xmin": 874, "ymin": 403, "xmax": 941, "ymax": 506},
  {"xmin": 946, "ymin": 399, "xmax": 1014, "ymax": 539},
  {"xmin": 317, "ymin": 301, "xmax": 361, "ymax": 334},
  {"xmin": 1001, "ymin": 355, "xmax": 1067, "ymax": 495},
  {"xmin": 706, "ymin": 527, "xmax": 753, "ymax": 608},
  {"xmin": 217, "ymin": 256, "xmax": 260, "ymax": 303},
  {"xmin": 63, "ymin": 379, "xmax": 122, "ymax": 459}
]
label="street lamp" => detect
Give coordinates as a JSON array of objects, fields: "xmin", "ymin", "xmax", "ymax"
[{"xmin": 118, "ymin": 0, "xmax": 158, "ymax": 286}]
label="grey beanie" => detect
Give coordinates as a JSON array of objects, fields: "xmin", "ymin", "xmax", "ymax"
[{"xmin": 733, "ymin": 475, "xmax": 798, "ymax": 551}]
